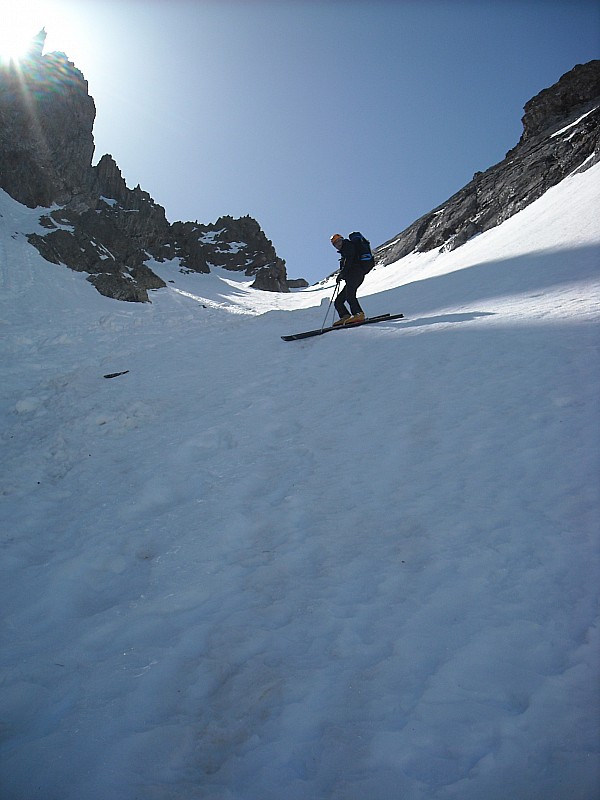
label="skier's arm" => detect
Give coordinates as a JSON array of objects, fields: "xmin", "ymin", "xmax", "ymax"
[{"xmin": 338, "ymin": 240, "xmax": 356, "ymax": 279}]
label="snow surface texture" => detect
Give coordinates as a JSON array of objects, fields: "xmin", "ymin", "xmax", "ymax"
[{"xmin": 1, "ymin": 164, "xmax": 599, "ymax": 800}]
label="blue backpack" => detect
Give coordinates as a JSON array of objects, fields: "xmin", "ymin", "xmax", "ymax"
[{"xmin": 349, "ymin": 231, "xmax": 375, "ymax": 273}]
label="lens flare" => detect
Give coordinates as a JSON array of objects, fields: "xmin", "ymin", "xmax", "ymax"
[{"xmin": 0, "ymin": 2, "xmax": 46, "ymax": 65}]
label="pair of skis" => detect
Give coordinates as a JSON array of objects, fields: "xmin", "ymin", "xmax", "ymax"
[{"xmin": 281, "ymin": 312, "xmax": 404, "ymax": 341}]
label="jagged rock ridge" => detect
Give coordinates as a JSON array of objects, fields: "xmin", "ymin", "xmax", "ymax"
[
  {"xmin": 0, "ymin": 34, "xmax": 95, "ymax": 209},
  {"xmin": 376, "ymin": 60, "xmax": 600, "ymax": 265},
  {"xmin": 0, "ymin": 31, "xmax": 299, "ymax": 301}
]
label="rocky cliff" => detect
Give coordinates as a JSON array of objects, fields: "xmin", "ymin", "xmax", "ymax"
[
  {"xmin": 376, "ymin": 60, "xmax": 600, "ymax": 265},
  {"xmin": 0, "ymin": 39, "xmax": 95, "ymax": 209},
  {"xmin": 0, "ymin": 31, "xmax": 297, "ymax": 301}
]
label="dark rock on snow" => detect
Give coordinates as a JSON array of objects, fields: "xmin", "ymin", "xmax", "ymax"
[
  {"xmin": 0, "ymin": 30, "xmax": 296, "ymax": 301},
  {"xmin": 376, "ymin": 60, "xmax": 600, "ymax": 266}
]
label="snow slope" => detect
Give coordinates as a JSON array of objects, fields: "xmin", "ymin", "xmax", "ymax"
[{"xmin": 1, "ymin": 164, "xmax": 599, "ymax": 800}]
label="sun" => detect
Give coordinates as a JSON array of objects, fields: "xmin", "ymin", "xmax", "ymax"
[
  {"xmin": 0, "ymin": 2, "xmax": 47, "ymax": 66},
  {"xmin": 0, "ymin": 28, "xmax": 40, "ymax": 65}
]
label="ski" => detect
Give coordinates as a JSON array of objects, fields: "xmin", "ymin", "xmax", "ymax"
[{"xmin": 281, "ymin": 313, "xmax": 404, "ymax": 341}]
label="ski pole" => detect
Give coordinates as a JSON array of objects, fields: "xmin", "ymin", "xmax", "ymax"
[{"xmin": 321, "ymin": 281, "xmax": 340, "ymax": 331}]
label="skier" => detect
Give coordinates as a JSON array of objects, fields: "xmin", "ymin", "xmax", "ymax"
[{"xmin": 330, "ymin": 233, "xmax": 366, "ymax": 326}]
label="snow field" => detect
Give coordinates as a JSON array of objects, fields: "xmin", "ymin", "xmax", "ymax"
[{"xmin": 1, "ymin": 164, "xmax": 599, "ymax": 799}]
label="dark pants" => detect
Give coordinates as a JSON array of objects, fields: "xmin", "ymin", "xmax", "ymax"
[{"xmin": 335, "ymin": 266, "xmax": 365, "ymax": 318}]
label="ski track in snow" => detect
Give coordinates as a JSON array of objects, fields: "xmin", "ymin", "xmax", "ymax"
[{"xmin": 1, "ymin": 165, "xmax": 599, "ymax": 800}]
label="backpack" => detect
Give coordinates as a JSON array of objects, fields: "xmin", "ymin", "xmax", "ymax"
[{"xmin": 349, "ymin": 231, "xmax": 375, "ymax": 273}]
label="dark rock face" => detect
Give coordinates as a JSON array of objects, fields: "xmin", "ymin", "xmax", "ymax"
[
  {"xmin": 377, "ymin": 61, "xmax": 600, "ymax": 266},
  {"xmin": 286, "ymin": 278, "xmax": 310, "ymax": 290},
  {"xmin": 27, "ymin": 200, "xmax": 168, "ymax": 302},
  {"xmin": 0, "ymin": 34, "xmax": 295, "ymax": 301},
  {"xmin": 0, "ymin": 43, "xmax": 96, "ymax": 208},
  {"xmin": 520, "ymin": 60, "xmax": 600, "ymax": 142},
  {"xmin": 251, "ymin": 262, "xmax": 289, "ymax": 292},
  {"xmin": 168, "ymin": 215, "xmax": 289, "ymax": 291},
  {"xmin": 23, "ymin": 154, "xmax": 170, "ymax": 301}
]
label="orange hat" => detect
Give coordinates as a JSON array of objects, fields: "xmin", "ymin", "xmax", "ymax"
[{"xmin": 330, "ymin": 233, "xmax": 343, "ymax": 246}]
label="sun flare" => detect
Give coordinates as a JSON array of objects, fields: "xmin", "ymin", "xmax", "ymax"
[
  {"xmin": 0, "ymin": 28, "xmax": 36, "ymax": 64},
  {"xmin": 0, "ymin": 2, "xmax": 47, "ymax": 65}
]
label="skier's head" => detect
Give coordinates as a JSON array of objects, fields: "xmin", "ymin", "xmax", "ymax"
[{"xmin": 330, "ymin": 233, "xmax": 343, "ymax": 250}]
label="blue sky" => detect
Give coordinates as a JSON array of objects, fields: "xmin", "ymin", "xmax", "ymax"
[{"xmin": 3, "ymin": 0, "xmax": 599, "ymax": 284}]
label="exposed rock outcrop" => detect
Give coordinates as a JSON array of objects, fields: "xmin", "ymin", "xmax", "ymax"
[
  {"xmin": 168, "ymin": 215, "xmax": 289, "ymax": 291},
  {"xmin": 286, "ymin": 278, "xmax": 310, "ymax": 290},
  {"xmin": 0, "ymin": 33, "xmax": 297, "ymax": 301},
  {"xmin": 376, "ymin": 61, "xmax": 600, "ymax": 266},
  {"xmin": 0, "ymin": 34, "xmax": 95, "ymax": 209}
]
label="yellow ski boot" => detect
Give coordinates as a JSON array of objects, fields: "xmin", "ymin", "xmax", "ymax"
[{"xmin": 332, "ymin": 315, "xmax": 352, "ymax": 327}]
